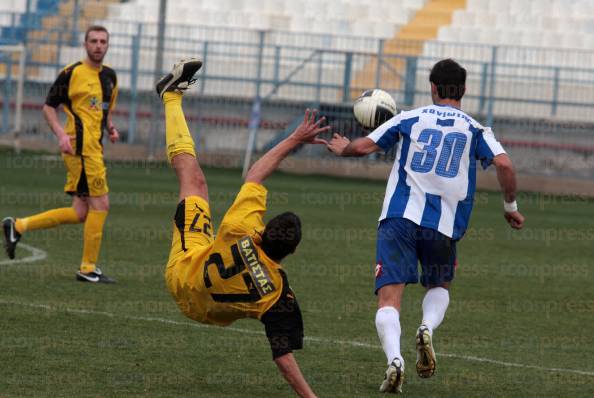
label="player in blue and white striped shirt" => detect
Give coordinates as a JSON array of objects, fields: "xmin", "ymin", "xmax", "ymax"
[{"xmin": 328, "ymin": 59, "xmax": 525, "ymax": 394}]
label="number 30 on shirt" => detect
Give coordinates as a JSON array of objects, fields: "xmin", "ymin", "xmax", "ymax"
[{"xmin": 410, "ymin": 128, "xmax": 468, "ymax": 178}]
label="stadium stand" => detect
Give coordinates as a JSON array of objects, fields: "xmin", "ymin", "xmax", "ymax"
[
  {"xmin": 49, "ymin": 0, "xmax": 427, "ymax": 99},
  {"xmin": 2, "ymin": 1, "xmax": 594, "ymax": 98},
  {"xmin": 105, "ymin": 0, "xmax": 425, "ymax": 38},
  {"xmin": 0, "ymin": 0, "xmax": 26, "ymax": 17},
  {"xmin": 436, "ymin": 0, "xmax": 594, "ymax": 53},
  {"xmin": 0, "ymin": 0, "xmax": 593, "ymax": 181},
  {"xmin": 89, "ymin": 0, "xmax": 429, "ymax": 99},
  {"xmin": 352, "ymin": 0, "xmax": 465, "ymax": 96},
  {"xmin": 8, "ymin": 0, "xmax": 593, "ymax": 116},
  {"xmin": 421, "ymin": 0, "xmax": 594, "ymax": 119}
]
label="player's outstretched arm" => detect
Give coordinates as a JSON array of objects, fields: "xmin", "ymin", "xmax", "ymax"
[
  {"xmin": 327, "ymin": 134, "xmax": 381, "ymax": 157},
  {"xmin": 42, "ymin": 104, "xmax": 73, "ymax": 155},
  {"xmin": 245, "ymin": 109, "xmax": 329, "ymax": 185},
  {"xmin": 274, "ymin": 353, "xmax": 317, "ymax": 398},
  {"xmin": 493, "ymin": 153, "xmax": 525, "ymax": 229}
]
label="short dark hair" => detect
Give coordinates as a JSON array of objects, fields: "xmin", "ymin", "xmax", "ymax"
[
  {"xmin": 429, "ymin": 59, "xmax": 466, "ymax": 101},
  {"xmin": 261, "ymin": 212, "xmax": 302, "ymax": 262},
  {"xmin": 85, "ymin": 25, "xmax": 109, "ymax": 42}
]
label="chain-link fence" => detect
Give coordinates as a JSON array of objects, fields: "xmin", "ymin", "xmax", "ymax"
[{"xmin": 1, "ymin": 10, "xmax": 593, "ymax": 179}]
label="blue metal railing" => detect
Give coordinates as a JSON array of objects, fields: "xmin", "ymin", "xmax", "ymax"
[
  {"xmin": 2, "ymin": 11, "xmax": 594, "ymax": 144},
  {"xmin": 0, "ymin": 0, "xmax": 60, "ymax": 44}
]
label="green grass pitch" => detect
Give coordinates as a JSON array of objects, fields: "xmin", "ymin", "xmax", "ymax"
[{"xmin": 1, "ymin": 149, "xmax": 593, "ymax": 397}]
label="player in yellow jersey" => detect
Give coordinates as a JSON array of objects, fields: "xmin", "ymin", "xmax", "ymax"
[
  {"xmin": 156, "ymin": 58, "xmax": 329, "ymax": 398},
  {"xmin": 2, "ymin": 26, "xmax": 118, "ymax": 283}
]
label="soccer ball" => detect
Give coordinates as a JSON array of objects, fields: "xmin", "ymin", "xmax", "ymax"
[{"xmin": 353, "ymin": 89, "xmax": 397, "ymax": 130}]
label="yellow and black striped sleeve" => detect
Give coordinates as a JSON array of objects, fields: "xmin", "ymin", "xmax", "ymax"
[
  {"xmin": 98, "ymin": 66, "xmax": 118, "ymax": 134},
  {"xmin": 99, "ymin": 66, "xmax": 117, "ymax": 109},
  {"xmin": 109, "ymin": 78, "xmax": 118, "ymax": 111},
  {"xmin": 45, "ymin": 69, "xmax": 71, "ymax": 108}
]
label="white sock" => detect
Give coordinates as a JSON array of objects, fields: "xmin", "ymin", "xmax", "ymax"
[
  {"xmin": 375, "ymin": 306, "xmax": 403, "ymax": 365},
  {"xmin": 421, "ymin": 287, "xmax": 450, "ymax": 334}
]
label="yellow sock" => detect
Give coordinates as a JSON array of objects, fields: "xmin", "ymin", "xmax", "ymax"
[
  {"xmin": 80, "ymin": 209, "xmax": 108, "ymax": 273},
  {"xmin": 164, "ymin": 91, "xmax": 196, "ymax": 162},
  {"xmin": 15, "ymin": 207, "xmax": 80, "ymax": 233}
]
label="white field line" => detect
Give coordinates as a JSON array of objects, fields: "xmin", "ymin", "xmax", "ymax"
[
  {"xmin": 1, "ymin": 299, "xmax": 593, "ymax": 377},
  {"xmin": 0, "ymin": 243, "xmax": 47, "ymax": 265}
]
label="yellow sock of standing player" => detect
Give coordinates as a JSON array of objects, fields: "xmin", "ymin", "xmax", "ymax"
[
  {"xmin": 15, "ymin": 207, "xmax": 80, "ymax": 234},
  {"xmin": 163, "ymin": 91, "xmax": 196, "ymax": 162},
  {"xmin": 80, "ymin": 209, "xmax": 108, "ymax": 273}
]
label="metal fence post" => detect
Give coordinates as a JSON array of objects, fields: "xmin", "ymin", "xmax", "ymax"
[
  {"xmin": 403, "ymin": 56, "xmax": 417, "ymax": 107},
  {"xmin": 551, "ymin": 67, "xmax": 560, "ymax": 116},
  {"xmin": 200, "ymin": 41, "xmax": 208, "ymax": 94},
  {"xmin": 71, "ymin": 0, "xmax": 80, "ymax": 46},
  {"xmin": 342, "ymin": 52, "xmax": 353, "ymax": 102},
  {"xmin": 148, "ymin": 0, "xmax": 168, "ymax": 159},
  {"xmin": 23, "ymin": 0, "xmax": 32, "ymax": 45},
  {"xmin": 375, "ymin": 39, "xmax": 384, "ymax": 88},
  {"xmin": 14, "ymin": 45, "xmax": 25, "ymax": 136},
  {"xmin": 486, "ymin": 46, "xmax": 498, "ymax": 127},
  {"xmin": 10, "ymin": 13, "xmax": 16, "ymax": 41},
  {"xmin": 3, "ymin": 55, "xmax": 13, "ymax": 133},
  {"xmin": 316, "ymin": 50, "xmax": 323, "ymax": 103},
  {"xmin": 241, "ymin": 30, "xmax": 266, "ymax": 178},
  {"xmin": 478, "ymin": 62, "xmax": 488, "ymax": 114},
  {"xmin": 56, "ymin": 30, "xmax": 64, "ymax": 74},
  {"xmin": 127, "ymin": 23, "xmax": 142, "ymax": 144},
  {"xmin": 273, "ymin": 45, "xmax": 281, "ymax": 91},
  {"xmin": 255, "ymin": 31, "xmax": 265, "ymax": 98}
]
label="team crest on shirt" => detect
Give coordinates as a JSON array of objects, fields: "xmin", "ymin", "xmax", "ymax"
[
  {"xmin": 375, "ymin": 262, "xmax": 383, "ymax": 278},
  {"xmin": 93, "ymin": 178, "xmax": 105, "ymax": 189},
  {"xmin": 89, "ymin": 96, "xmax": 99, "ymax": 110}
]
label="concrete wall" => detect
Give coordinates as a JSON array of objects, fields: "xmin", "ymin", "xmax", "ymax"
[{"xmin": 3, "ymin": 137, "xmax": 594, "ymax": 198}]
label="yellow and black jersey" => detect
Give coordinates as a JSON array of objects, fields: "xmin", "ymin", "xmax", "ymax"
[
  {"xmin": 45, "ymin": 61, "xmax": 118, "ymax": 157},
  {"xmin": 167, "ymin": 183, "xmax": 287, "ymax": 325},
  {"xmin": 166, "ymin": 183, "xmax": 304, "ymax": 358}
]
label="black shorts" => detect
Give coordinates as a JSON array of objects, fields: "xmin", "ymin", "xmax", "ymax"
[{"xmin": 260, "ymin": 269, "xmax": 304, "ymax": 360}]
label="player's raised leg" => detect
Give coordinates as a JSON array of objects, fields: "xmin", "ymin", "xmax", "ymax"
[
  {"xmin": 157, "ymin": 58, "xmax": 213, "ymax": 267},
  {"xmin": 156, "ymin": 58, "xmax": 207, "ymax": 201}
]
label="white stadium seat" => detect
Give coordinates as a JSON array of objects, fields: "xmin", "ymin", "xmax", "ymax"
[
  {"xmin": 520, "ymin": 30, "xmax": 544, "ymax": 47},
  {"xmin": 477, "ymin": 29, "xmax": 499, "ymax": 45},
  {"xmin": 4, "ymin": 0, "xmax": 591, "ymax": 123},
  {"xmin": 435, "ymin": 0, "xmax": 594, "ymax": 57},
  {"xmin": 101, "ymin": 0, "xmax": 428, "ymax": 42},
  {"xmin": 437, "ymin": 26, "xmax": 458, "ymax": 43},
  {"xmin": 457, "ymin": 27, "xmax": 481, "ymax": 43},
  {"xmin": 0, "ymin": 0, "xmax": 26, "ymax": 13},
  {"xmin": 0, "ymin": 13, "xmax": 14, "ymax": 27},
  {"xmin": 465, "ymin": 0, "xmax": 488, "ymax": 11},
  {"xmin": 508, "ymin": 1, "xmax": 532, "ymax": 15},
  {"xmin": 420, "ymin": 0, "xmax": 594, "ymax": 120},
  {"xmin": 562, "ymin": 33, "xmax": 584, "ymax": 50},
  {"xmin": 451, "ymin": 10, "xmax": 475, "ymax": 27}
]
